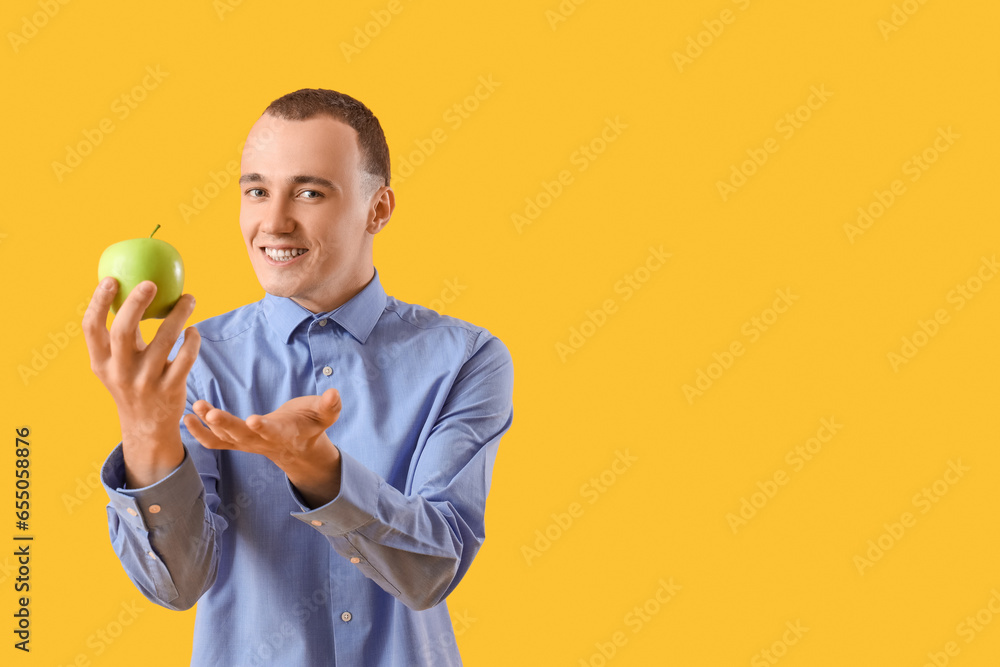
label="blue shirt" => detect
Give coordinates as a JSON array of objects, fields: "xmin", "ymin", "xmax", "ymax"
[{"xmin": 100, "ymin": 268, "xmax": 514, "ymax": 666}]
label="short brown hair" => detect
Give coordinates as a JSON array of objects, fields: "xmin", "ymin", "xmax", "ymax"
[{"xmin": 263, "ymin": 88, "xmax": 391, "ymax": 191}]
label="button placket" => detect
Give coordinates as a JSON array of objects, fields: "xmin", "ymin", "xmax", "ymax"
[{"xmin": 309, "ymin": 317, "xmax": 338, "ymax": 384}]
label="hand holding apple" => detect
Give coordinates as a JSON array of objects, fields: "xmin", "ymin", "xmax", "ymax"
[
  {"xmin": 84, "ymin": 226, "xmax": 200, "ymax": 488},
  {"xmin": 98, "ymin": 224, "xmax": 184, "ymax": 320},
  {"xmin": 82, "ymin": 275, "xmax": 201, "ymax": 487}
]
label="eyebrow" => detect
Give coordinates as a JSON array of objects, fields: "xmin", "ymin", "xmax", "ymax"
[{"xmin": 239, "ymin": 173, "xmax": 339, "ymax": 190}]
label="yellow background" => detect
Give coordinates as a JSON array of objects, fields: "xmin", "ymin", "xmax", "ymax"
[{"xmin": 2, "ymin": 0, "xmax": 999, "ymax": 664}]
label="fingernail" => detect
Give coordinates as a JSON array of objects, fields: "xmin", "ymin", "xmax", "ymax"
[{"xmin": 101, "ymin": 277, "xmax": 116, "ymax": 291}]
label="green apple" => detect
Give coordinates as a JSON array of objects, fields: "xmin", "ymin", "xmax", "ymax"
[{"xmin": 97, "ymin": 225, "xmax": 184, "ymax": 320}]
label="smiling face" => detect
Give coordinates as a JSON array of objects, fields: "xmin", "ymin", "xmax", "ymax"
[{"xmin": 239, "ymin": 113, "xmax": 394, "ymax": 313}]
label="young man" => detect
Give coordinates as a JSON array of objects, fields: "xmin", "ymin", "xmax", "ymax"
[{"xmin": 84, "ymin": 88, "xmax": 514, "ymax": 666}]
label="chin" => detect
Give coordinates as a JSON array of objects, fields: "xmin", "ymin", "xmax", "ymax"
[{"xmin": 253, "ymin": 272, "xmax": 298, "ymax": 299}]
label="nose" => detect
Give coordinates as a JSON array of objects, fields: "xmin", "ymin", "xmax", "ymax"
[{"xmin": 259, "ymin": 196, "xmax": 295, "ymax": 236}]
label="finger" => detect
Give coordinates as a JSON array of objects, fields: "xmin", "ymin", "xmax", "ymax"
[
  {"xmin": 146, "ymin": 294, "xmax": 197, "ymax": 368},
  {"xmin": 82, "ymin": 278, "xmax": 118, "ymax": 369},
  {"xmin": 191, "ymin": 400, "xmax": 218, "ymax": 432},
  {"xmin": 164, "ymin": 326, "xmax": 202, "ymax": 386},
  {"xmin": 184, "ymin": 413, "xmax": 232, "ymax": 451},
  {"xmin": 316, "ymin": 388, "xmax": 342, "ymax": 427},
  {"xmin": 192, "ymin": 399, "xmax": 213, "ymax": 420},
  {"xmin": 135, "ymin": 326, "xmax": 147, "ymax": 352},
  {"xmin": 246, "ymin": 414, "xmax": 287, "ymax": 441},
  {"xmin": 109, "ymin": 281, "xmax": 157, "ymax": 356},
  {"xmin": 191, "ymin": 400, "xmax": 222, "ymax": 437},
  {"xmin": 246, "ymin": 410, "xmax": 307, "ymax": 445},
  {"xmin": 203, "ymin": 405, "xmax": 257, "ymax": 444}
]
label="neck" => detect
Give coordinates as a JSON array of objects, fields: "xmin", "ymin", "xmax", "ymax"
[{"xmin": 292, "ymin": 264, "xmax": 375, "ymax": 313}]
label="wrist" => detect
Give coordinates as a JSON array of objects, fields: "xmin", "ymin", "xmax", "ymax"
[
  {"xmin": 283, "ymin": 439, "xmax": 342, "ymax": 509},
  {"xmin": 120, "ymin": 423, "xmax": 185, "ymax": 489}
]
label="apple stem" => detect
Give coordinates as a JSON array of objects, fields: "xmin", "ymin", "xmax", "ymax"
[{"xmin": 150, "ymin": 224, "xmax": 161, "ymax": 238}]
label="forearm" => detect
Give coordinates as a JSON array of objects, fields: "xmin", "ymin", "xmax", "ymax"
[{"xmin": 289, "ymin": 447, "xmax": 489, "ymax": 611}]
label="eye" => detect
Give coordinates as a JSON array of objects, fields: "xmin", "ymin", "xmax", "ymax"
[
  {"xmin": 245, "ymin": 188, "xmax": 266, "ymax": 198},
  {"xmin": 300, "ymin": 190, "xmax": 323, "ymax": 199}
]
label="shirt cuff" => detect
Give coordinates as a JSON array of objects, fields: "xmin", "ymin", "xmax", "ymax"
[
  {"xmin": 286, "ymin": 446, "xmax": 380, "ymax": 535},
  {"xmin": 101, "ymin": 443, "xmax": 205, "ymax": 533}
]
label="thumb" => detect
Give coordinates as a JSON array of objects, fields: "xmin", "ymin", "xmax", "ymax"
[{"xmin": 318, "ymin": 388, "xmax": 342, "ymax": 424}]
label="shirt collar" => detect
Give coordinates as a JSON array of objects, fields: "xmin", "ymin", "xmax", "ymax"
[{"xmin": 261, "ymin": 268, "xmax": 387, "ymax": 345}]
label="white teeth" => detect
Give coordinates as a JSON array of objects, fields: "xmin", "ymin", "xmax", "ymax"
[{"xmin": 264, "ymin": 248, "xmax": 307, "ymax": 262}]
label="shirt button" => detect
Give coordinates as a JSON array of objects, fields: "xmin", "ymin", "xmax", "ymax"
[
  {"xmin": 350, "ymin": 557, "xmax": 360, "ymax": 564},
  {"xmin": 148, "ymin": 504, "xmax": 161, "ymax": 514},
  {"xmin": 319, "ymin": 319, "xmax": 328, "ymax": 327},
  {"xmin": 126, "ymin": 508, "xmax": 138, "ymax": 517},
  {"xmin": 322, "ymin": 366, "xmax": 333, "ymax": 376},
  {"xmin": 341, "ymin": 611, "xmax": 352, "ymax": 622},
  {"xmin": 310, "ymin": 520, "xmax": 323, "ymax": 526}
]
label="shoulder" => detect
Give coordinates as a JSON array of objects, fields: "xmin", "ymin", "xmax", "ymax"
[
  {"xmin": 381, "ymin": 295, "xmax": 511, "ymax": 363},
  {"xmin": 191, "ymin": 300, "xmax": 263, "ymax": 343}
]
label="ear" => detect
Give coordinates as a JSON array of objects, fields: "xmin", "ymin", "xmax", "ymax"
[{"xmin": 366, "ymin": 186, "xmax": 395, "ymax": 235}]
